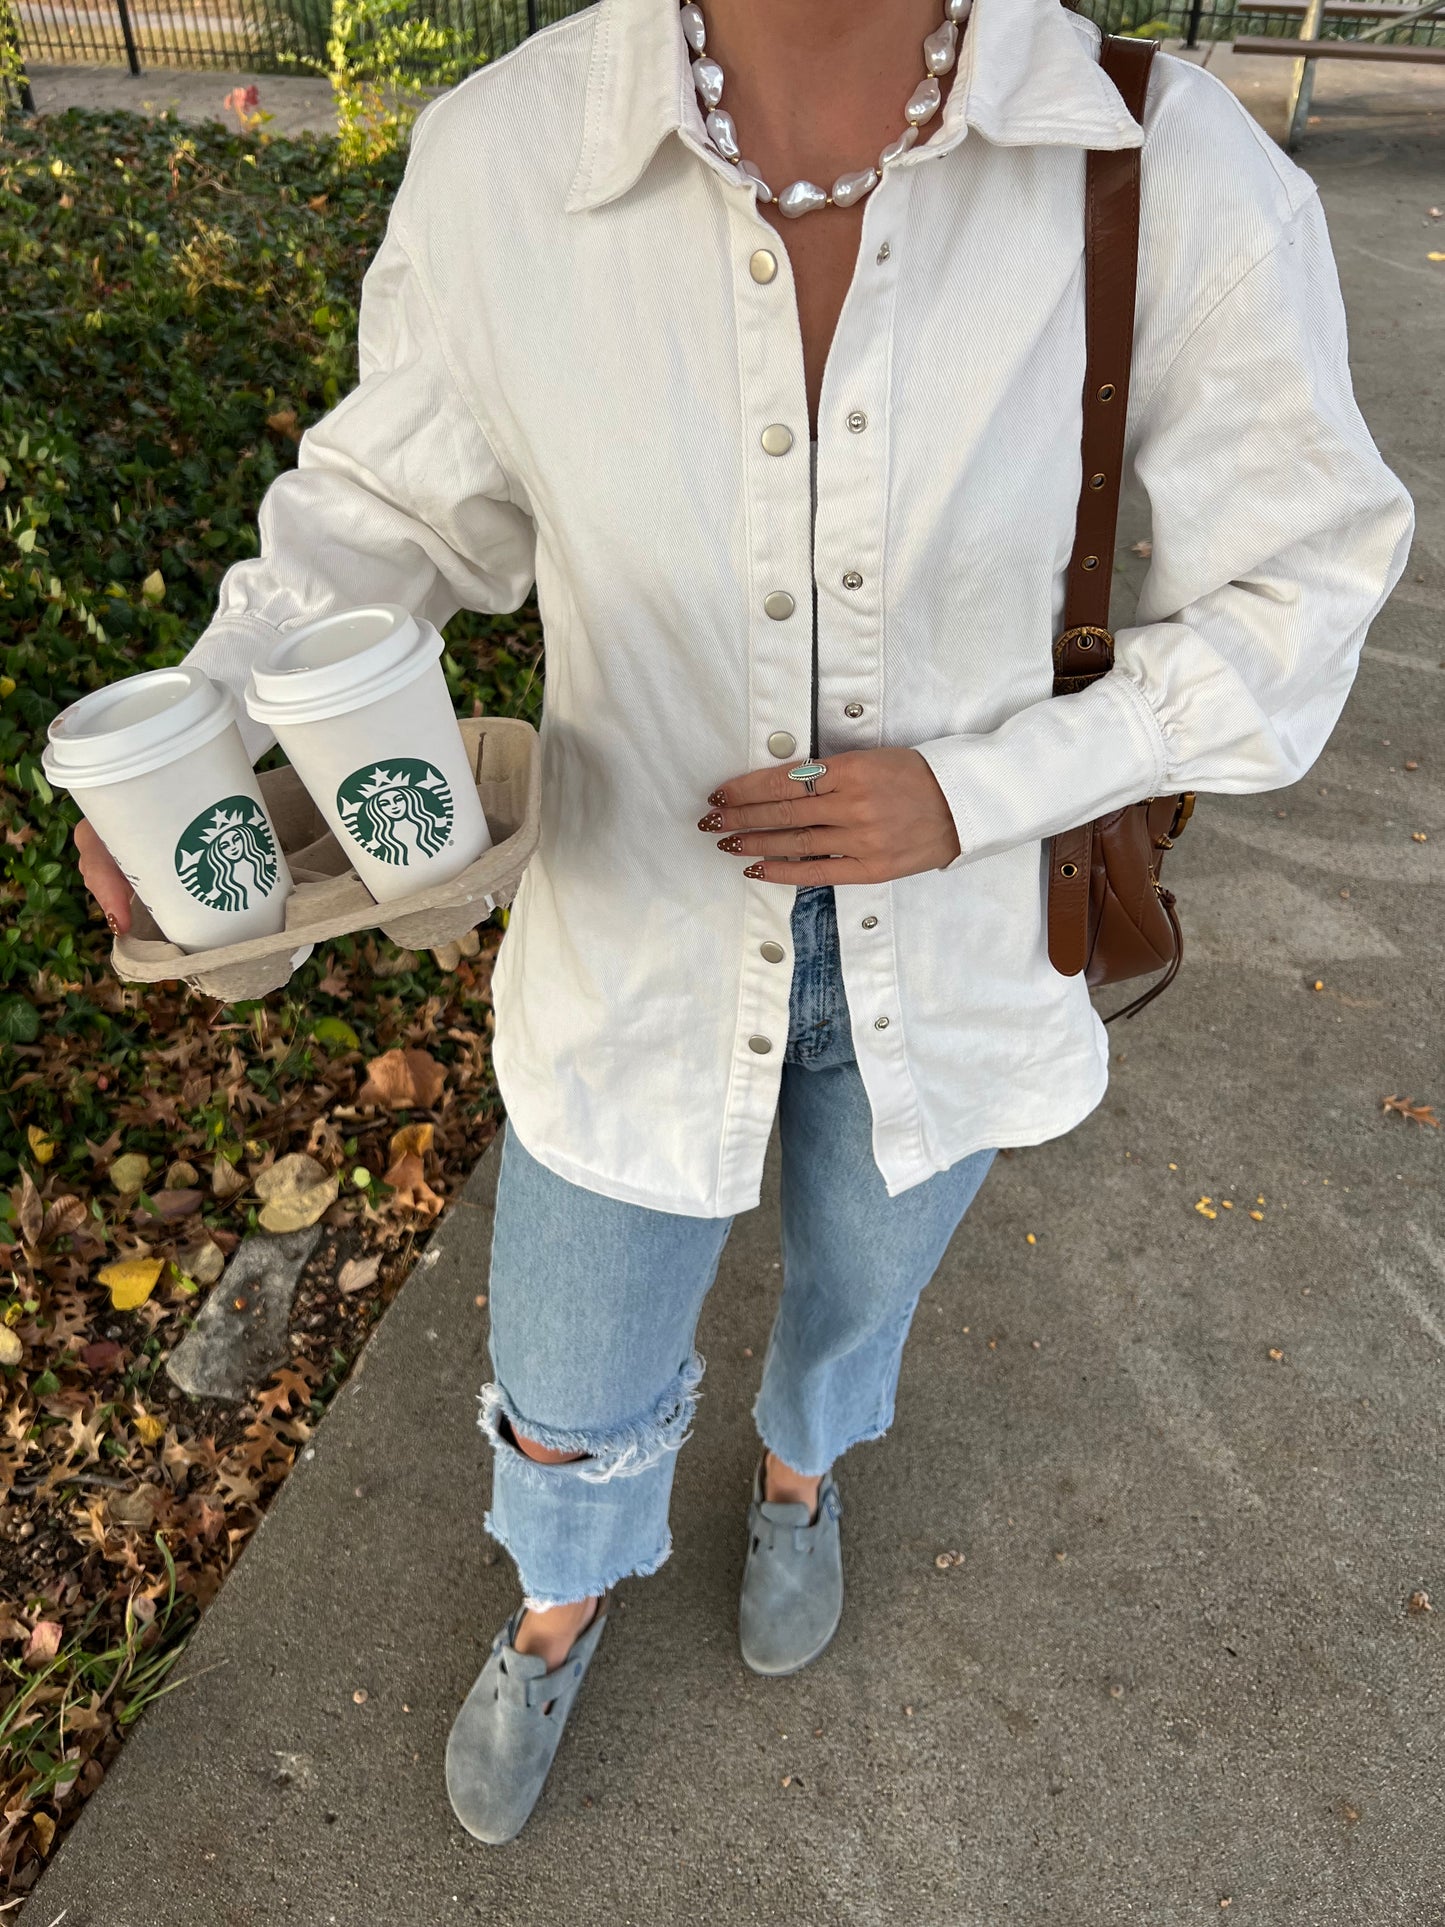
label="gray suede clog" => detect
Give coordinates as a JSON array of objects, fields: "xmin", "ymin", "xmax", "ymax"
[
  {"xmin": 445, "ymin": 1592, "xmax": 611, "ymax": 1844},
  {"xmin": 738, "ymin": 1459, "xmax": 844, "ymax": 1677}
]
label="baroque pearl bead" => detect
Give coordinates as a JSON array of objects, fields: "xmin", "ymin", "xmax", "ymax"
[
  {"xmin": 692, "ymin": 54, "xmax": 724, "ymax": 109},
  {"xmin": 680, "ymin": 2, "xmax": 706, "ymax": 51},
  {"xmin": 706, "ymin": 107, "xmax": 740, "ymax": 161},
  {"xmin": 879, "ymin": 124, "xmax": 919, "ymax": 167},
  {"xmin": 778, "ymin": 179, "xmax": 829, "ymax": 219},
  {"xmin": 832, "ymin": 166, "xmax": 878, "ymax": 208},
  {"xmin": 946, "ymin": 0, "xmax": 971, "ymax": 19},
  {"xmin": 923, "ymin": 20, "xmax": 958, "ymax": 75},
  {"xmin": 905, "ymin": 74, "xmax": 942, "ymax": 126},
  {"xmin": 738, "ymin": 158, "xmax": 774, "ymax": 202}
]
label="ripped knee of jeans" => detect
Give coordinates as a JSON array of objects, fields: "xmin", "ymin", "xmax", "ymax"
[{"xmin": 478, "ymin": 1351, "xmax": 705, "ymax": 1487}]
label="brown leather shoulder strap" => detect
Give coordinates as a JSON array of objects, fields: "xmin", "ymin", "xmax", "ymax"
[{"xmin": 1046, "ymin": 32, "xmax": 1157, "ymax": 978}]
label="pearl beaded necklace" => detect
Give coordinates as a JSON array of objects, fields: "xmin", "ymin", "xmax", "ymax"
[{"xmin": 682, "ymin": 0, "xmax": 973, "ymax": 218}]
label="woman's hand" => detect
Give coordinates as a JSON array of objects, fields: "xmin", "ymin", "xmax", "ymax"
[
  {"xmin": 697, "ymin": 747, "xmax": 962, "ymax": 886},
  {"xmin": 73, "ymin": 819, "xmax": 134, "ymax": 935}
]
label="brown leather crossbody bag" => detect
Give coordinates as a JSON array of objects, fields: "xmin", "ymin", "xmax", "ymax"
[{"xmin": 1046, "ymin": 30, "xmax": 1194, "ymax": 1024}]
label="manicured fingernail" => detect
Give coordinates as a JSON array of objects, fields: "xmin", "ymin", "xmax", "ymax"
[
  {"xmin": 697, "ymin": 812, "xmax": 723, "ymax": 832},
  {"xmin": 707, "ymin": 788, "xmax": 726, "ymax": 808},
  {"xmin": 717, "ymin": 835, "xmax": 744, "ymax": 854},
  {"xmin": 106, "ymin": 912, "xmax": 120, "ymax": 933},
  {"xmin": 743, "ymin": 862, "xmax": 766, "ymax": 879}
]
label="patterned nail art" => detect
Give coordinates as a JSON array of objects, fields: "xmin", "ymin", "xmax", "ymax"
[
  {"xmin": 716, "ymin": 835, "xmax": 744, "ymax": 854},
  {"xmin": 707, "ymin": 788, "xmax": 726, "ymax": 808},
  {"xmin": 697, "ymin": 812, "xmax": 724, "ymax": 832},
  {"xmin": 105, "ymin": 912, "xmax": 120, "ymax": 934},
  {"xmin": 743, "ymin": 862, "xmax": 766, "ymax": 880}
]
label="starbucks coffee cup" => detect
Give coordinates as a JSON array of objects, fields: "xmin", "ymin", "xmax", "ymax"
[
  {"xmin": 42, "ymin": 666, "xmax": 293, "ymax": 951},
  {"xmin": 243, "ymin": 605, "xmax": 493, "ymax": 901}
]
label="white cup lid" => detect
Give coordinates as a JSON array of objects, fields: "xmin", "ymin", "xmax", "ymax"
[
  {"xmin": 244, "ymin": 604, "xmax": 444, "ymax": 726},
  {"xmin": 41, "ymin": 665, "xmax": 237, "ymax": 791}
]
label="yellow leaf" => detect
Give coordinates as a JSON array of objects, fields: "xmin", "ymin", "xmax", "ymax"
[
  {"xmin": 31, "ymin": 1811, "xmax": 55, "ymax": 1856},
  {"xmin": 27, "ymin": 1125, "xmax": 56, "ymax": 1165},
  {"xmin": 0, "ymin": 676, "xmax": 15, "ymax": 698},
  {"xmin": 98, "ymin": 1257, "xmax": 165, "ymax": 1310},
  {"xmin": 140, "ymin": 569, "xmax": 165, "ymax": 602},
  {"xmin": 1429, "ymin": 251, "xmax": 1445, "ymax": 262},
  {"xmin": 0, "ymin": 1328, "xmax": 23, "ymax": 1367},
  {"xmin": 387, "ymin": 1121, "xmax": 434, "ymax": 1162},
  {"xmin": 132, "ymin": 1406, "xmax": 166, "ymax": 1445}
]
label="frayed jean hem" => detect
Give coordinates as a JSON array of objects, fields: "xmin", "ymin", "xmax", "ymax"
[{"xmin": 483, "ymin": 1510, "xmax": 676, "ymax": 1613}]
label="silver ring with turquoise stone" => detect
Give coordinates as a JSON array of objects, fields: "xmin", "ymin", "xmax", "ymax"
[{"xmin": 788, "ymin": 759, "xmax": 828, "ymax": 796}]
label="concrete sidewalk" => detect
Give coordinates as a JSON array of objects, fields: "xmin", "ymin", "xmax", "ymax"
[{"xmin": 20, "ymin": 52, "xmax": 1445, "ymax": 1927}]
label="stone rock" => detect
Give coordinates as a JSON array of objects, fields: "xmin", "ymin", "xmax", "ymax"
[{"xmin": 165, "ymin": 1226, "xmax": 323, "ymax": 1400}]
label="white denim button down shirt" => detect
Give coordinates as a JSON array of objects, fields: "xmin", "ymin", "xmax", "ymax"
[{"xmin": 186, "ymin": 0, "xmax": 1415, "ymax": 1216}]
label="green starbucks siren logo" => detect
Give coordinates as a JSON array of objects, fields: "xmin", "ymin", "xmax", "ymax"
[
  {"xmin": 336, "ymin": 758, "xmax": 454, "ymax": 867},
  {"xmin": 174, "ymin": 796, "xmax": 280, "ymax": 913}
]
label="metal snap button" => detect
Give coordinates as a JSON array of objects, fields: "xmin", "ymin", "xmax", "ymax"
[
  {"xmin": 750, "ymin": 248, "xmax": 778, "ymax": 283},
  {"xmin": 759, "ymin": 940, "xmax": 785, "ymax": 962},
  {"xmin": 761, "ymin": 423, "xmax": 794, "ymax": 456},
  {"xmin": 748, "ymin": 1034, "xmax": 773, "ymax": 1053},
  {"xmin": 876, "ymin": 242, "xmax": 890, "ymax": 263},
  {"xmin": 767, "ymin": 730, "xmax": 797, "ymax": 757},
  {"xmin": 764, "ymin": 590, "xmax": 796, "ymax": 620},
  {"xmin": 844, "ymin": 702, "xmax": 864, "ymax": 718},
  {"xmin": 842, "ymin": 571, "xmax": 863, "ymax": 591},
  {"xmin": 846, "ymin": 410, "xmax": 867, "ymax": 432},
  {"xmin": 874, "ymin": 1015, "xmax": 890, "ymax": 1029},
  {"xmin": 861, "ymin": 915, "xmax": 878, "ymax": 929}
]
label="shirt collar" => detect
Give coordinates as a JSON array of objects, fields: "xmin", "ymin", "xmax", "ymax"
[{"xmin": 564, "ymin": 0, "xmax": 1145, "ymax": 216}]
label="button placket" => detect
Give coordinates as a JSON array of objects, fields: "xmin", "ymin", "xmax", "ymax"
[{"xmin": 732, "ymin": 196, "xmax": 811, "ymax": 1082}]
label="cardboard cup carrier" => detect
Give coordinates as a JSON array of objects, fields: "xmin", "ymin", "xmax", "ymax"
[
  {"xmin": 68, "ymin": 606, "xmax": 540, "ymax": 1003},
  {"xmin": 42, "ymin": 665, "xmax": 295, "ymax": 950}
]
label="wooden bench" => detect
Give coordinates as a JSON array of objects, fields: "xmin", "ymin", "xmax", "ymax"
[{"xmin": 1231, "ymin": 0, "xmax": 1445, "ymax": 149}]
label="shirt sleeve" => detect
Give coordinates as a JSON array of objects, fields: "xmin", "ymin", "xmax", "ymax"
[
  {"xmin": 182, "ymin": 206, "xmax": 538, "ymax": 762},
  {"xmin": 912, "ymin": 186, "xmax": 1416, "ymax": 872}
]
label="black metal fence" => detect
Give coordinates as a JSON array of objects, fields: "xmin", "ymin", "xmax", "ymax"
[{"xmin": 11, "ymin": 0, "xmax": 1444, "ymax": 85}]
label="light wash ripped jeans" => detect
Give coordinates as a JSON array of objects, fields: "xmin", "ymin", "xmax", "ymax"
[{"xmin": 480, "ymin": 882, "xmax": 996, "ymax": 1611}]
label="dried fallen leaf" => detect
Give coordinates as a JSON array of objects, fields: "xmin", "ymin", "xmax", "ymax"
[
  {"xmin": 178, "ymin": 1238, "xmax": 226, "ymax": 1286},
  {"xmin": 24, "ymin": 1620, "xmax": 62, "ymax": 1665},
  {"xmin": 356, "ymin": 1048, "xmax": 446, "ymax": 1111},
  {"xmin": 0, "ymin": 1327, "xmax": 22, "ymax": 1367},
  {"xmin": 30, "ymin": 1810, "xmax": 55, "ymax": 1856},
  {"xmin": 108, "ymin": 1152, "xmax": 151, "ymax": 1195},
  {"xmin": 1267, "ymin": 1348, "xmax": 1284, "ymax": 1362},
  {"xmin": 132, "ymin": 1406, "xmax": 166, "ymax": 1446},
  {"xmin": 165, "ymin": 1159, "xmax": 199, "ymax": 1190},
  {"xmin": 934, "ymin": 1549, "xmax": 965, "ymax": 1569},
  {"xmin": 1130, "ymin": 538, "xmax": 1152, "ymax": 557},
  {"xmin": 1406, "ymin": 1589, "xmax": 1433, "ymax": 1614},
  {"xmin": 211, "ymin": 1156, "xmax": 249, "ymax": 1201},
  {"xmin": 337, "ymin": 1253, "xmax": 383, "ymax": 1296},
  {"xmin": 1382, "ymin": 1095, "xmax": 1439, "ymax": 1128},
  {"xmin": 40, "ymin": 1195, "xmax": 88, "ymax": 1247},
  {"xmin": 98, "ymin": 1256, "xmax": 166, "ymax": 1311},
  {"xmin": 388, "ymin": 1121, "xmax": 435, "ymax": 1162},
  {"xmin": 266, "ymin": 407, "xmax": 301, "ymax": 441},
  {"xmin": 253, "ymin": 1153, "xmax": 340, "ymax": 1233},
  {"xmin": 381, "ymin": 1152, "xmax": 445, "ymax": 1219}
]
